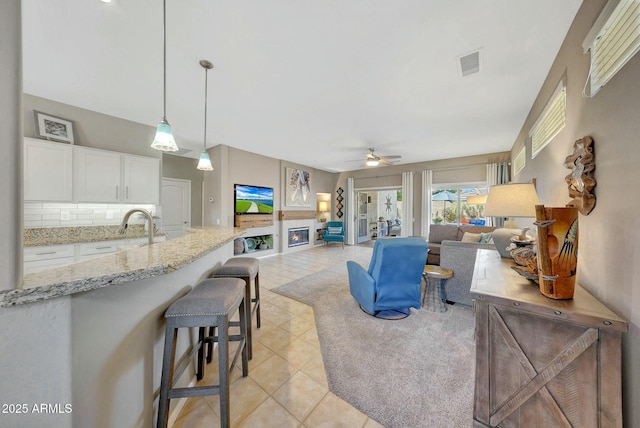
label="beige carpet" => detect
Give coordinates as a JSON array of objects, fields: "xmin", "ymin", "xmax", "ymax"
[{"xmin": 273, "ymin": 264, "xmax": 475, "ymax": 427}]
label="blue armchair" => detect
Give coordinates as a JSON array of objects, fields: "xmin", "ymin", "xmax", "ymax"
[
  {"xmin": 348, "ymin": 237, "xmax": 428, "ymax": 318},
  {"xmin": 323, "ymin": 221, "xmax": 345, "ymax": 247}
]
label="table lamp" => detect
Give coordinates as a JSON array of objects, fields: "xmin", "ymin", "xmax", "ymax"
[
  {"xmin": 483, "ymin": 183, "xmax": 540, "ymax": 257},
  {"xmin": 318, "ymin": 201, "xmax": 329, "ymax": 222},
  {"xmin": 466, "ymin": 195, "xmax": 487, "ymax": 205}
]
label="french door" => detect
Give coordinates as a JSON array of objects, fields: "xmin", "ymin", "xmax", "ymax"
[{"xmin": 357, "ymin": 192, "xmax": 369, "ymax": 243}]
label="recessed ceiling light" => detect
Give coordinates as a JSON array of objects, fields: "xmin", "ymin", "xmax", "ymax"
[{"xmin": 100, "ymin": 0, "xmax": 112, "ymax": 3}]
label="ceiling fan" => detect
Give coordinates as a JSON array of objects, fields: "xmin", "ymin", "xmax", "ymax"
[{"xmin": 363, "ymin": 148, "xmax": 402, "ymax": 167}]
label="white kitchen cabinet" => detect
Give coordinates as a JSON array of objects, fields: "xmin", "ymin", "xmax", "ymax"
[
  {"xmin": 24, "ymin": 244, "xmax": 76, "ymax": 274},
  {"xmin": 23, "ymin": 138, "xmax": 73, "ymax": 201},
  {"xmin": 74, "ymin": 147, "xmax": 160, "ymax": 204},
  {"xmin": 74, "ymin": 146, "xmax": 122, "ymax": 203},
  {"xmin": 123, "ymin": 154, "xmax": 160, "ymax": 204},
  {"xmin": 26, "ymin": 235, "xmax": 167, "ymax": 269},
  {"xmin": 78, "ymin": 240, "xmax": 127, "ymax": 260}
]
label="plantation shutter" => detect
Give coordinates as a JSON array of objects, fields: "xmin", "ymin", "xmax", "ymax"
[
  {"xmin": 586, "ymin": 0, "xmax": 640, "ymax": 96},
  {"xmin": 530, "ymin": 81, "xmax": 566, "ymax": 158}
]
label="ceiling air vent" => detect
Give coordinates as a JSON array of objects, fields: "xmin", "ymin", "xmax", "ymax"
[{"xmin": 458, "ymin": 49, "xmax": 481, "ymax": 77}]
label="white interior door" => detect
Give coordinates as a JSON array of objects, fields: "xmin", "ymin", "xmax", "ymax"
[
  {"xmin": 357, "ymin": 192, "xmax": 369, "ymax": 244},
  {"xmin": 161, "ymin": 178, "xmax": 191, "ymax": 239}
]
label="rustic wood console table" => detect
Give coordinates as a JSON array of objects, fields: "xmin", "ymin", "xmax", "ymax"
[{"xmin": 470, "ymin": 249, "xmax": 627, "ymax": 427}]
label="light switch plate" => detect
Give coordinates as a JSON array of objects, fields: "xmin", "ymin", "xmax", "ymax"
[{"xmin": 60, "ymin": 211, "xmax": 70, "ymax": 221}]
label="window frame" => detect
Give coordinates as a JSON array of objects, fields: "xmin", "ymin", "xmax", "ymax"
[
  {"xmin": 530, "ymin": 79, "xmax": 566, "ymax": 159},
  {"xmin": 583, "ymin": 0, "xmax": 640, "ymax": 97},
  {"xmin": 512, "ymin": 145, "xmax": 526, "ymax": 176}
]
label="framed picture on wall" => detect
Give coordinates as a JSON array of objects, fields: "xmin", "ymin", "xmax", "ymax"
[
  {"xmin": 34, "ymin": 110, "xmax": 75, "ymax": 144},
  {"xmin": 285, "ymin": 167, "xmax": 311, "ymax": 206}
]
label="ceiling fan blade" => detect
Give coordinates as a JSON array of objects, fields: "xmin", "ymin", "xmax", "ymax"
[{"xmin": 379, "ymin": 155, "xmax": 402, "ymax": 160}]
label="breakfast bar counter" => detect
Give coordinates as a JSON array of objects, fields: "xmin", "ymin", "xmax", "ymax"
[
  {"xmin": 2, "ymin": 226, "xmax": 244, "ymax": 307},
  {"xmin": 0, "ymin": 226, "xmax": 247, "ymax": 428}
]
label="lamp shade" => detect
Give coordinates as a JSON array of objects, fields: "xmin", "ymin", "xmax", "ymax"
[
  {"xmin": 466, "ymin": 195, "xmax": 487, "ymax": 205},
  {"xmin": 318, "ymin": 201, "xmax": 329, "ymax": 212},
  {"xmin": 483, "ymin": 183, "xmax": 540, "ymax": 217},
  {"xmin": 151, "ymin": 119, "xmax": 178, "ymax": 152},
  {"xmin": 197, "ymin": 151, "xmax": 213, "ymax": 171}
]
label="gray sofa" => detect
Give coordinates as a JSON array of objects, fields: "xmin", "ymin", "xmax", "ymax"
[
  {"xmin": 426, "ymin": 224, "xmax": 496, "ymax": 265},
  {"xmin": 440, "ymin": 240, "xmax": 497, "ymax": 306}
]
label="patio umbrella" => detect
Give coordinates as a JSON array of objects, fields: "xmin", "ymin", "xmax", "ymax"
[
  {"xmin": 432, "ymin": 191, "xmax": 458, "ymax": 222},
  {"xmin": 431, "ymin": 190, "xmax": 458, "ymax": 202}
]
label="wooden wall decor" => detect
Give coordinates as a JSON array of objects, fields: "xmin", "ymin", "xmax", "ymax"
[
  {"xmin": 234, "ymin": 214, "xmax": 274, "ymax": 228},
  {"xmin": 277, "ymin": 210, "xmax": 316, "ymax": 221},
  {"xmin": 564, "ymin": 136, "xmax": 596, "ymax": 215}
]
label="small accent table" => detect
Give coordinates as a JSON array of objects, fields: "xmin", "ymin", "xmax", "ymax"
[{"xmin": 422, "ymin": 265, "xmax": 453, "ymax": 312}]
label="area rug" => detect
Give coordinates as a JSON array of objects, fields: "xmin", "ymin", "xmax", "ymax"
[{"xmin": 273, "ymin": 265, "xmax": 475, "ymax": 427}]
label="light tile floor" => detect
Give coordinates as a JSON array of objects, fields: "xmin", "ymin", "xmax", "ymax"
[{"xmin": 173, "ymin": 244, "xmax": 384, "ymax": 428}]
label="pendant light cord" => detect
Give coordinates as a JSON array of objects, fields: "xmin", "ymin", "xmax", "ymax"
[
  {"xmin": 162, "ymin": 0, "xmax": 167, "ymax": 120},
  {"xmin": 204, "ymin": 67, "xmax": 208, "ymax": 149}
]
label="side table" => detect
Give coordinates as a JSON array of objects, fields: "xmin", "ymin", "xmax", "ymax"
[{"xmin": 422, "ymin": 265, "xmax": 453, "ymax": 312}]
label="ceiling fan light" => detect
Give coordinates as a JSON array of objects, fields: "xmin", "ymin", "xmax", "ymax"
[
  {"xmin": 366, "ymin": 159, "xmax": 379, "ymax": 167},
  {"xmin": 197, "ymin": 151, "xmax": 213, "ymax": 171},
  {"xmin": 151, "ymin": 119, "xmax": 179, "ymax": 152}
]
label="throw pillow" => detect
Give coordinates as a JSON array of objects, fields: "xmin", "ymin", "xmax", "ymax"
[
  {"xmin": 327, "ymin": 227, "xmax": 342, "ymax": 235},
  {"xmin": 480, "ymin": 233, "xmax": 494, "ymax": 244},
  {"xmin": 461, "ymin": 232, "xmax": 482, "ymax": 242}
]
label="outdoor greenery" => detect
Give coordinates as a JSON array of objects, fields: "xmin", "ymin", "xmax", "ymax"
[{"xmin": 431, "ymin": 187, "xmax": 487, "ymax": 225}]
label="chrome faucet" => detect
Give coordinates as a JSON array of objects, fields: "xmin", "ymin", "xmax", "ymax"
[{"xmin": 118, "ymin": 208, "xmax": 154, "ymax": 246}]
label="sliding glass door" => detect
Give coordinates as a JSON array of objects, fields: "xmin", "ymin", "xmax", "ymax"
[{"xmin": 357, "ymin": 192, "xmax": 369, "ymax": 244}]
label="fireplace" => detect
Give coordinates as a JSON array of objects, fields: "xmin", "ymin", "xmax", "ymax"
[{"xmin": 288, "ymin": 227, "xmax": 309, "ymax": 247}]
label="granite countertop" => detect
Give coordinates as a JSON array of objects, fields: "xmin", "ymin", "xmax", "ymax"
[
  {"xmin": 24, "ymin": 224, "xmax": 166, "ymax": 247},
  {"xmin": 2, "ymin": 226, "xmax": 245, "ymax": 308}
]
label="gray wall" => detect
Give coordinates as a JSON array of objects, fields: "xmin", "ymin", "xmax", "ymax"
[
  {"xmin": 0, "ymin": 0, "xmax": 22, "ymax": 292},
  {"xmin": 23, "ymin": 94, "xmax": 159, "ymax": 159},
  {"xmin": 335, "ymin": 152, "xmax": 510, "ymax": 235},
  {"xmin": 0, "ymin": 6, "xmax": 73, "ymax": 428},
  {"xmin": 203, "ymin": 144, "xmax": 336, "ymax": 225},
  {"xmin": 509, "ymin": 1, "xmax": 640, "ymax": 425}
]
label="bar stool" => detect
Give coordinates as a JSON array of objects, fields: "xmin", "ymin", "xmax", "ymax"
[
  {"xmin": 157, "ymin": 278, "xmax": 248, "ymax": 428},
  {"xmin": 211, "ymin": 257, "xmax": 260, "ymax": 359}
]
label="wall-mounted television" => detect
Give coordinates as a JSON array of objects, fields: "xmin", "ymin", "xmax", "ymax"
[{"xmin": 234, "ymin": 184, "xmax": 274, "ymax": 215}]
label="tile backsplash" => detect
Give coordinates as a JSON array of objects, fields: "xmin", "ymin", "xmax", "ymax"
[{"xmin": 24, "ymin": 202, "xmax": 158, "ymax": 228}]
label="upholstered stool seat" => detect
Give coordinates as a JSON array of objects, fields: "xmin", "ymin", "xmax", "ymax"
[
  {"xmin": 212, "ymin": 257, "xmax": 260, "ymax": 359},
  {"xmin": 157, "ymin": 278, "xmax": 248, "ymax": 428}
]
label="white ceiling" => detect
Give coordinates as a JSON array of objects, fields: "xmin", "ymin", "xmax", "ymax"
[{"xmin": 22, "ymin": 0, "xmax": 583, "ymax": 172}]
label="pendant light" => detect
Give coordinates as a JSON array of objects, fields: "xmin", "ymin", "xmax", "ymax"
[
  {"xmin": 197, "ymin": 59, "xmax": 214, "ymax": 171},
  {"xmin": 151, "ymin": 0, "xmax": 179, "ymax": 152}
]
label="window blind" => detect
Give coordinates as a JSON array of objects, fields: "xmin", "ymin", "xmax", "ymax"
[
  {"xmin": 530, "ymin": 81, "xmax": 566, "ymax": 158},
  {"xmin": 588, "ymin": 0, "xmax": 640, "ymax": 96}
]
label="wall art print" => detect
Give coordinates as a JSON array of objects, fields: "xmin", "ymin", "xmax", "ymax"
[
  {"xmin": 34, "ymin": 110, "xmax": 75, "ymax": 144},
  {"xmin": 285, "ymin": 167, "xmax": 311, "ymax": 207}
]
